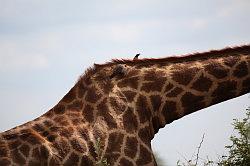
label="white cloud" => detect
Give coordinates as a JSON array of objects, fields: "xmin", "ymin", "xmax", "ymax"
[
  {"xmin": 190, "ymin": 18, "xmax": 208, "ymax": 30},
  {"xmin": 0, "ymin": 0, "xmax": 45, "ymax": 19},
  {"xmin": 217, "ymin": 0, "xmax": 250, "ymax": 17},
  {"xmin": 0, "ymin": 53, "xmax": 49, "ymax": 72},
  {"xmin": 0, "ymin": 40, "xmax": 49, "ymax": 71}
]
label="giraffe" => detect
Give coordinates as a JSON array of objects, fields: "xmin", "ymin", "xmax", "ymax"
[{"xmin": 0, "ymin": 45, "xmax": 250, "ymax": 166}]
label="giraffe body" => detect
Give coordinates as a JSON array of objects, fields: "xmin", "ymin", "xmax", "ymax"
[{"xmin": 0, "ymin": 45, "xmax": 250, "ymax": 165}]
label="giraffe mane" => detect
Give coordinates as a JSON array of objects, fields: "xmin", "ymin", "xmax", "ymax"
[
  {"xmin": 77, "ymin": 65, "xmax": 97, "ymax": 83},
  {"xmin": 95, "ymin": 44, "xmax": 250, "ymax": 67},
  {"xmin": 77, "ymin": 44, "xmax": 250, "ymax": 82}
]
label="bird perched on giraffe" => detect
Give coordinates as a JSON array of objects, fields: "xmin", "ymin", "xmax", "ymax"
[{"xmin": 133, "ymin": 53, "xmax": 140, "ymax": 60}]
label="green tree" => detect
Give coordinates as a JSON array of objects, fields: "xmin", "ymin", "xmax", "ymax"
[
  {"xmin": 177, "ymin": 107, "xmax": 250, "ymax": 166},
  {"xmin": 218, "ymin": 107, "xmax": 250, "ymax": 166}
]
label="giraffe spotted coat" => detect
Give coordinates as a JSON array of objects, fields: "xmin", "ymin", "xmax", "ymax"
[{"xmin": 0, "ymin": 45, "xmax": 250, "ymax": 165}]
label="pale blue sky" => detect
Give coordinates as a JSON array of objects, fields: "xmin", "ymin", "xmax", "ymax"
[{"xmin": 0, "ymin": 0, "xmax": 249, "ymax": 165}]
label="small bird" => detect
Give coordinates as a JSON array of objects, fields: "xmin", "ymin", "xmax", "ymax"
[{"xmin": 133, "ymin": 53, "xmax": 140, "ymax": 60}]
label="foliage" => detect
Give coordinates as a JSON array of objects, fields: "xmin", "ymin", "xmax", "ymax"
[
  {"xmin": 218, "ymin": 107, "xmax": 250, "ymax": 166},
  {"xmin": 177, "ymin": 107, "xmax": 250, "ymax": 166}
]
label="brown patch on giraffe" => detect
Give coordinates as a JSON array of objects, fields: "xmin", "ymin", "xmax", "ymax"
[
  {"xmin": 162, "ymin": 101, "xmax": 178, "ymax": 124},
  {"xmin": 9, "ymin": 140, "xmax": 21, "ymax": 149},
  {"xmin": 44, "ymin": 109, "xmax": 54, "ymax": 117},
  {"xmin": 71, "ymin": 118, "xmax": 82, "ymax": 125},
  {"xmin": 32, "ymin": 123, "xmax": 46, "ymax": 134},
  {"xmin": 127, "ymin": 68, "xmax": 140, "ymax": 77},
  {"xmin": 70, "ymin": 138, "xmax": 87, "ymax": 153},
  {"xmin": 88, "ymin": 141, "xmax": 98, "ymax": 159},
  {"xmin": 47, "ymin": 134, "xmax": 57, "ymax": 142},
  {"xmin": 0, "ymin": 138, "xmax": 4, "ymax": 144},
  {"xmin": 19, "ymin": 133, "xmax": 29, "ymax": 141},
  {"xmin": 77, "ymin": 127, "xmax": 89, "ymax": 141},
  {"xmin": 144, "ymin": 69, "xmax": 166, "ymax": 82},
  {"xmin": 0, "ymin": 145, "xmax": 8, "ymax": 157},
  {"xmin": 223, "ymin": 56, "xmax": 240, "ymax": 67},
  {"xmin": 136, "ymin": 95, "xmax": 151, "ymax": 123},
  {"xmin": 2, "ymin": 133, "xmax": 18, "ymax": 140},
  {"xmin": 150, "ymin": 95, "xmax": 162, "ymax": 111},
  {"xmin": 212, "ymin": 80, "xmax": 237, "ymax": 103},
  {"xmin": 109, "ymin": 97, "xmax": 126, "ymax": 114},
  {"xmin": 77, "ymin": 82, "xmax": 87, "ymax": 98},
  {"xmin": 233, "ymin": 61, "xmax": 248, "ymax": 78},
  {"xmin": 59, "ymin": 127, "xmax": 74, "ymax": 139},
  {"xmin": 49, "ymin": 157, "xmax": 60, "ymax": 165},
  {"xmin": 41, "ymin": 130, "xmax": 49, "ymax": 137},
  {"xmin": 40, "ymin": 145, "xmax": 49, "ymax": 159},
  {"xmin": 82, "ymin": 76, "xmax": 92, "ymax": 86},
  {"xmin": 166, "ymin": 87, "xmax": 183, "ymax": 97},
  {"xmin": 19, "ymin": 144, "xmax": 30, "ymax": 157},
  {"xmin": 97, "ymin": 98, "xmax": 117, "ymax": 129},
  {"xmin": 53, "ymin": 104, "xmax": 66, "ymax": 115},
  {"xmin": 0, "ymin": 159, "xmax": 11, "ymax": 165},
  {"xmin": 119, "ymin": 158, "xmax": 134, "ymax": 166},
  {"xmin": 32, "ymin": 147, "xmax": 41, "ymax": 159},
  {"xmin": 124, "ymin": 136, "xmax": 138, "ymax": 159},
  {"xmin": 85, "ymin": 86, "xmax": 102, "ymax": 103},
  {"xmin": 79, "ymin": 67, "xmax": 96, "ymax": 86},
  {"xmin": 152, "ymin": 116, "xmax": 165, "ymax": 134},
  {"xmin": 164, "ymin": 83, "xmax": 174, "ymax": 92},
  {"xmin": 123, "ymin": 107, "xmax": 138, "ymax": 133},
  {"xmin": 141, "ymin": 70, "xmax": 166, "ymax": 93},
  {"xmin": 49, "ymin": 126, "xmax": 60, "ymax": 133},
  {"xmin": 106, "ymin": 132, "xmax": 124, "ymax": 154},
  {"xmin": 171, "ymin": 65, "xmax": 199, "ymax": 85},
  {"xmin": 43, "ymin": 120, "xmax": 54, "ymax": 128},
  {"xmin": 48, "ymin": 126, "xmax": 59, "ymax": 134},
  {"xmin": 62, "ymin": 87, "xmax": 76, "ymax": 103},
  {"xmin": 99, "ymin": 80, "xmax": 114, "ymax": 94},
  {"xmin": 11, "ymin": 149, "xmax": 26, "ymax": 164},
  {"xmin": 29, "ymin": 160, "xmax": 41, "ymax": 166},
  {"xmin": 138, "ymin": 127, "xmax": 151, "ymax": 144},
  {"xmin": 20, "ymin": 131, "xmax": 45, "ymax": 145},
  {"xmin": 117, "ymin": 76, "xmax": 139, "ymax": 89},
  {"xmin": 39, "ymin": 131, "xmax": 49, "ymax": 137},
  {"xmin": 121, "ymin": 90, "xmax": 137, "ymax": 103},
  {"xmin": 242, "ymin": 77, "xmax": 250, "ymax": 88},
  {"xmin": 82, "ymin": 104, "xmax": 94, "ymax": 123},
  {"xmin": 136, "ymin": 145, "xmax": 152, "ymax": 165},
  {"xmin": 141, "ymin": 82, "xmax": 162, "ymax": 93},
  {"xmin": 67, "ymin": 100, "xmax": 83, "ymax": 110},
  {"xmin": 205, "ymin": 62, "xmax": 229, "ymax": 79},
  {"xmin": 64, "ymin": 152, "xmax": 80, "ymax": 165},
  {"xmin": 191, "ymin": 74, "xmax": 213, "ymax": 92},
  {"xmin": 53, "ymin": 116, "xmax": 70, "ymax": 126},
  {"xmin": 181, "ymin": 92, "xmax": 205, "ymax": 114},
  {"xmin": 52, "ymin": 139, "xmax": 71, "ymax": 159},
  {"xmin": 81, "ymin": 155, "xmax": 94, "ymax": 166}
]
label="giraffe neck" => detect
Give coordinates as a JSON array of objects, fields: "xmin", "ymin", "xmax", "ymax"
[
  {"xmin": 0, "ymin": 45, "xmax": 249, "ymax": 166},
  {"xmin": 130, "ymin": 46, "xmax": 250, "ymax": 135},
  {"xmin": 75, "ymin": 45, "xmax": 250, "ymax": 141}
]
